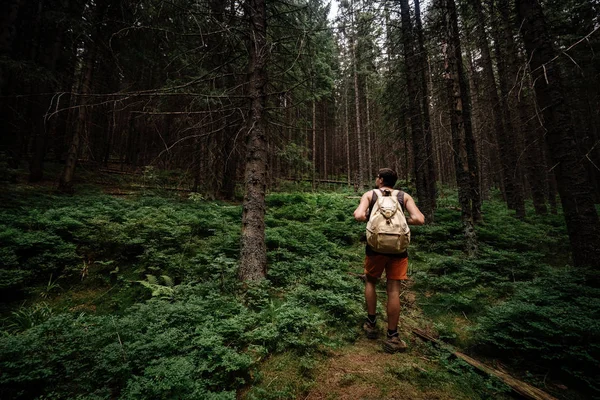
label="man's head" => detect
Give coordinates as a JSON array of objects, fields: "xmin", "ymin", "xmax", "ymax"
[{"xmin": 376, "ymin": 168, "xmax": 398, "ymax": 188}]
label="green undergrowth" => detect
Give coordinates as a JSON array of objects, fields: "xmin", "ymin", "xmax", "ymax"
[
  {"xmin": 0, "ymin": 184, "xmax": 597, "ymax": 399},
  {"xmin": 0, "ymin": 186, "xmax": 366, "ymax": 399},
  {"xmin": 412, "ymin": 189, "xmax": 599, "ymax": 398}
]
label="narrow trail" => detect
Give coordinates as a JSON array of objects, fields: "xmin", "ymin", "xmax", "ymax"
[
  {"xmin": 304, "ymin": 336, "xmax": 459, "ymax": 400},
  {"xmin": 303, "ymin": 284, "xmax": 469, "ymax": 400}
]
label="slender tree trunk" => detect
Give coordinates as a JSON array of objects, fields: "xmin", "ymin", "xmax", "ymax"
[
  {"xmin": 366, "ymin": 80, "xmax": 373, "ymax": 178},
  {"xmin": 400, "ymin": 0, "xmax": 433, "ymax": 221},
  {"xmin": 414, "ymin": 0, "xmax": 437, "ymax": 215},
  {"xmin": 466, "ymin": 0, "xmax": 523, "ymax": 216},
  {"xmin": 444, "ymin": 0, "xmax": 478, "ymax": 255},
  {"xmin": 58, "ymin": 41, "xmax": 97, "ymax": 193},
  {"xmin": 351, "ymin": 34, "xmax": 364, "ymax": 189},
  {"xmin": 0, "ymin": 0, "xmax": 21, "ymax": 94},
  {"xmin": 28, "ymin": 94, "xmax": 49, "ymax": 182},
  {"xmin": 516, "ymin": 0, "xmax": 600, "ymax": 269},
  {"xmin": 239, "ymin": 0, "xmax": 269, "ymax": 281},
  {"xmin": 489, "ymin": 0, "xmax": 526, "ymax": 218},
  {"xmin": 323, "ymin": 103, "xmax": 327, "ymax": 179},
  {"xmin": 312, "ymin": 99, "xmax": 316, "ymax": 190},
  {"xmin": 521, "ymin": 98, "xmax": 548, "ymax": 215},
  {"xmin": 345, "ymin": 76, "xmax": 351, "ymax": 187}
]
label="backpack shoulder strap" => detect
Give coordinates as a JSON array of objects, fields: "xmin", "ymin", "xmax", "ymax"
[
  {"xmin": 396, "ymin": 190, "xmax": 405, "ymax": 209},
  {"xmin": 370, "ymin": 189, "xmax": 381, "ymax": 208},
  {"xmin": 367, "ymin": 190, "xmax": 379, "ymax": 219}
]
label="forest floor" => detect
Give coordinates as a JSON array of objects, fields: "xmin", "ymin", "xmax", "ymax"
[
  {"xmin": 2, "ymin": 173, "xmax": 578, "ymax": 400},
  {"xmin": 242, "ymin": 279, "xmax": 516, "ymax": 400}
]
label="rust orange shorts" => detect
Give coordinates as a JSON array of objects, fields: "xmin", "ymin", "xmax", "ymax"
[{"xmin": 364, "ymin": 255, "xmax": 408, "ymax": 281}]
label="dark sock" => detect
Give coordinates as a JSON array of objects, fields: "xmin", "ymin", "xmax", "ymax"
[
  {"xmin": 366, "ymin": 314, "xmax": 376, "ymax": 326},
  {"xmin": 387, "ymin": 329, "xmax": 398, "ymax": 338}
]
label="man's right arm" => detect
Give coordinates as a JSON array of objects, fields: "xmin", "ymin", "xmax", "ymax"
[{"xmin": 404, "ymin": 193, "xmax": 425, "ymax": 225}]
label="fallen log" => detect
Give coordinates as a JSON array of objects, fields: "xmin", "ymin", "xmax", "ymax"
[
  {"xmin": 412, "ymin": 328, "xmax": 558, "ymax": 400},
  {"xmin": 280, "ymin": 177, "xmax": 349, "ymax": 184}
]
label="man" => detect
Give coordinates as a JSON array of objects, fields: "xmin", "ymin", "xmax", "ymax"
[{"xmin": 353, "ymin": 168, "xmax": 425, "ymax": 353}]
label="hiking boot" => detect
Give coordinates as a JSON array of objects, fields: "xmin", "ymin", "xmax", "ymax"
[
  {"xmin": 363, "ymin": 322, "xmax": 379, "ymax": 339},
  {"xmin": 383, "ymin": 335, "xmax": 407, "ymax": 353}
]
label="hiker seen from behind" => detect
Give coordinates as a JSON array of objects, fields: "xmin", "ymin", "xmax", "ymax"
[{"xmin": 353, "ymin": 168, "xmax": 425, "ymax": 353}]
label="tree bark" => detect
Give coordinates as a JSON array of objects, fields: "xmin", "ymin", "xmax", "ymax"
[
  {"xmin": 516, "ymin": 0, "xmax": 600, "ymax": 269},
  {"xmin": 444, "ymin": 0, "xmax": 478, "ymax": 256},
  {"xmin": 400, "ymin": 0, "xmax": 434, "ymax": 222},
  {"xmin": 312, "ymin": 99, "xmax": 316, "ymax": 190},
  {"xmin": 345, "ymin": 76, "xmax": 351, "ymax": 187},
  {"xmin": 472, "ymin": 0, "xmax": 525, "ymax": 218},
  {"xmin": 0, "ymin": 0, "xmax": 21, "ymax": 94},
  {"xmin": 351, "ymin": 34, "xmax": 364, "ymax": 190},
  {"xmin": 414, "ymin": 0, "xmax": 437, "ymax": 217},
  {"xmin": 58, "ymin": 39, "xmax": 97, "ymax": 193},
  {"xmin": 239, "ymin": 0, "xmax": 269, "ymax": 281}
]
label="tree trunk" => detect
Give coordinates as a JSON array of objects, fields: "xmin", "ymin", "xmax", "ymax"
[
  {"xmin": 0, "ymin": 0, "xmax": 21, "ymax": 94},
  {"xmin": 239, "ymin": 0, "xmax": 269, "ymax": 281},
  {"xmin": 400, "ymin": 0, "xmax": 434, "ymax": 222},
  {"xmin": 444, "ymin": 0, "xmax": 478, "ymax": 256},
  {"xmin": 467, "ymin": 0, "xmax": 523, "ymax": 218},
  {"xmin": 365, "ymin": 80, "xmax": 373, "ymax": 178},
  {"xmin": 28, "ymin": 94, "xmax": 49, "ymax": 182},
  {"xmin": 345, "ymin": 75, "xmax": 351, "ymax": 187},
  {"xmin": 516, "ymin": 0, "xmax": 600, "ymax": 269},
  {"xmin": 312, "ymin": 99, "xmax": 316, "ymax": 190},
  {"xmin": 414, "ymin": 0, "xmax": 437, "ymax": 216},
  {"xmin": 58, "ymin": 39, "xmax": 97, "ymax": 193},
  {"xmin": 351, "ymin": 33, "xmax": 364, "ymax": 189}
]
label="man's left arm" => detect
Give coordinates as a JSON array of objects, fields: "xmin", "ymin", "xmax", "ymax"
[{"xmin": 353, "ymin": 191, "xmax": 371, "ymax": 222}]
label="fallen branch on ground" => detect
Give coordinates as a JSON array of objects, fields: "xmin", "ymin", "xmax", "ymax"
[{"xmin": 412, "ymin": 328, "xmax": 558, "ymax": 400}]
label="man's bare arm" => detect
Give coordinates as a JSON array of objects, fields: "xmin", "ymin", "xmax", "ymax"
[
  {"xmin": 353, "ymin": 191, "xmax": 372, "ymax": 221},
  {"xmin": 404, "ymin": 193, "xmax": 425, "ymax": 225}
]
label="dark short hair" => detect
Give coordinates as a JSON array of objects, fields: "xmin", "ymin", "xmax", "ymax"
[{"xmin": 378, "ymin": 168, "xmax": 398, "ymax": 188}]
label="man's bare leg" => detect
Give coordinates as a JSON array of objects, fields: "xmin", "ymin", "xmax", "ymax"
[
  {"xmin": 386, "ymin": 279, "xmax": 402, "ymax": 330},
  {"xmin": 365, "ymin": 275, "xmax": 378, "ymax": 315},
  {"xmin": 383, "ymin": 279, "xmax": 407, "ymax": 353}
]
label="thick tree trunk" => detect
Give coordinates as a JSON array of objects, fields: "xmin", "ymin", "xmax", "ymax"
[
  {"xmin": 239, "ymin": 0, "xmax": 269, "ymax": 281},
  {"xmin": 445, "ymin": 0, "xmax": 478, "ymax": 256},
  {"xmin": 400, "ymin": 0, "xmax": 433, "ymax": 222},
  {"xmin": 516, "ymin": 0, "xmax": 600, "ymax": 268}
]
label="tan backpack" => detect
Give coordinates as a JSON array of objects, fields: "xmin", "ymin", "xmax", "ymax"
[{"xmin": 366, "ymin": 189, "xmax": 411, "ymax": 254}]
